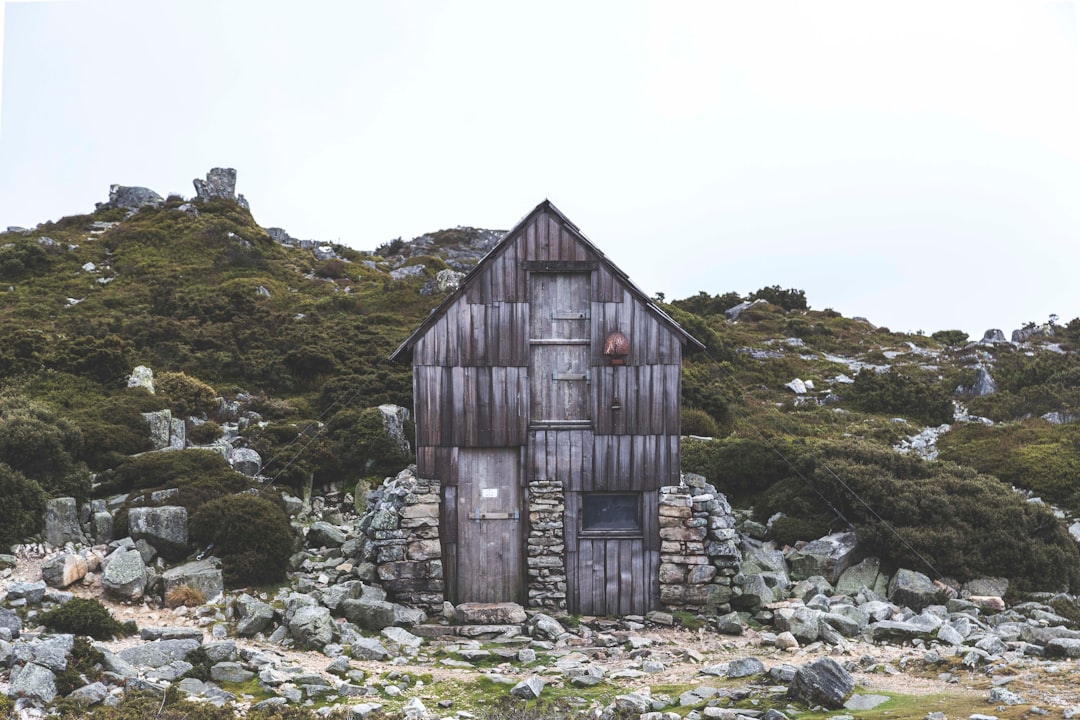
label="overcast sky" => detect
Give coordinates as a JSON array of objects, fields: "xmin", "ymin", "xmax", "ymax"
[{"xmin": 2, "ymin": 1, "xmax": 1078, "ymax": 338}]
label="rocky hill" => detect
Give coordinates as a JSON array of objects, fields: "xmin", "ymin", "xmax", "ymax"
[{"xmin": 4, "ymin": 169, "xmax": 1080, "ymax": 718}]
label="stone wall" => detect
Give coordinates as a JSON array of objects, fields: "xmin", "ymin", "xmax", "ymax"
[
  {"xmin": 526, "ymin": 479, "xmax": 566, "ymax": 611},
  {"xmin": 657, "ymin": 473, "xmax": 742, "ymax": 613},
  {"xmin": 356, "ymin": 467, "xmax": 443, "ymax": 611},
  {"xmin": 359, "ymin": 467, "xmax": 743, "ymax": 616}
]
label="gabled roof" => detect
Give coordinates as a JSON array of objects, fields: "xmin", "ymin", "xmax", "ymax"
[{"xmin": 390, "ymin": 200, "xmax": 705, "ymax": 362}]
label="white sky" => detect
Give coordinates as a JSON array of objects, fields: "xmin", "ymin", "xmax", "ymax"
[{"xmin": 1, "ymin": 1, "xmax": 1078, "ymax": 338}]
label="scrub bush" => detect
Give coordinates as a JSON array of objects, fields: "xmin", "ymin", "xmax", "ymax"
[
  {"xmin": 39, "ymin": 597, "xmax": 129, "ymax": 639},
  {"xmin": 0, "ymin": 464, "xmax": 47, "ymax": 547},
  {"xmin": 844, "ymin": 367, "xmax": 953, "ymax": 426},
  {"xmin": 189, "ymin": 493, "xmax": 294, "ymax": 587},
  {"xmin": 156, "ymin": 371, "xmax": 218, "ymax": 418},
  {"xmin": 752, "ymin": 439, "xmax": 1080, "ymax": 592}
]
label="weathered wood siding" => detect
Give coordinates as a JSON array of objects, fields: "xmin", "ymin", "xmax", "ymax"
[{"xmin": 409, "ymin": 207, "xmax": 689, "ymax": 611}]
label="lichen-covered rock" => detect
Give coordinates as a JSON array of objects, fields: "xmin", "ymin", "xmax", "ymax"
[
  {"xmin": 6, "ymin": 580, "xmax": 47, "ymax": 604},
  {"xmin": 787, "ymin": 657, "xmax": 854, "ymax": 709},
  {"xmin": 0, "ymin": 608, "xmax": 22, "ymax": 638},
  {"xmin": 45, "ymin": 497, "xmax": 86, "ymax": 547},
  {"xmin": 102, "ymin": 547, "xmax": 147, "ymax": 601},
  {"xmin": 163, "ymin": 558, "xmax": 224, "ymax": 601},
  {"xmin": 233, "ymin": 594, "xmax": 275, "ymax": 636},
  {"xmin": 127, "ymin": 365, "xmax": 155, "ymax": 393},
  {"xmin": 378, "ymin": 404, "xmax": 412, "ymax": 457},
  {"xmin": 308, "ymin": 521, "xmax": 347, "ymax": 548},
  {"xmin": 10, "ymin": 661, "xmax": 58, "ymax": 703},
  {"xmin": 193, "ymin": 168, "xmax": 238, "ymax": 202},
  {"xmin": 103, "ymin": 185, "xmax": 163, "ymax": 211},
  {"xmin": 287, "ymin": 605, "xmax": 334, "ymax": 649},
  {"xmin": 228, "ymin": 447, "xmax": 262, "ymax": 476},
  {"xmin": 835, "ymin": 556, "xmax": 887, "ymax": 596},
  {"xmin": 455, "ymin": 602, "xmax": 527, "ymax": 625},
  {"xmin": 788, "ymin": 532, "xmax": 859, "ymax": 584},
  {"xmin": 128, "ymin": 505, "xmax": 189, "ymax": 559},
  {"xmin": 119, "ymin": 639, "xmax": 201, "ymax": 668},
  {"xmin": 888, "ymin": 568, "xmax": 943, "ymax": 612},
  {"xmin": 349, "ymin": 636, "xmax": 390, "ymax": 661},
  {"xmin": 511, "ymin": 675, "xmax": 545, "ymax": 699},
  {"xmin": 342, "ymin": 598, "xmax": 396, "ymax": 631},
  {"xmin": 41, "ymin": 552, "xmax": 89, "ymax": 589}
]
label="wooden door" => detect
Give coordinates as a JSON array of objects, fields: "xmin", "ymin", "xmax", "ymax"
[
  {"xmin": 455, "ymin": 449, "xmax": 524, "ymax": 603},
  {"xmin": 530, "ymin": 273, "xmax": 591, "ymax": 424}
]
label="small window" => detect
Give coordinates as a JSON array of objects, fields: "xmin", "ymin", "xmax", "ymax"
[{"xmin": 582, "ymin": 493, "xmax": 641, "ymax": 533}]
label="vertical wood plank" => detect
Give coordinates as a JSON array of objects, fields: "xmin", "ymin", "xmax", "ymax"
[
  {"xmin": 630, "ymin": 539, "xmax": 644, "ymax": 614},
  {"xmin": 593, "ymin": 541, "xmax": 607, "ymax": 615},
  {"xmin": 605, "ymin": 541, "xmax": 619, "ymax": 616}
]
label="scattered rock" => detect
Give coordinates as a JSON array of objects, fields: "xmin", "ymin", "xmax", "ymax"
[
  {"xmin": 128, "ymin": 505, "xmax": 189, "ymax": 559},
  {"xmin": 127, "ymin": 366, "xmax": 155, "ymax": 393},
  {"xmin": 788, "ymin": 657, "xmax": 854, "ymax": 709},
  {"xmin": 511, "ymin": 674, "xmax": 545, "ymax": 699},
  {"xmin": 101, "ymin": 547, "xmax": 147, "ymax": 601},
  {"xmin": 41, "ymin": 552, "xmax": 88, "ymax": 589}
]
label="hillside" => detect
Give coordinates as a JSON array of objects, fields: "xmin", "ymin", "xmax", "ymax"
[{"xmin": 3, "ymin": 171, "xmax": 1080, "ymax": 591}]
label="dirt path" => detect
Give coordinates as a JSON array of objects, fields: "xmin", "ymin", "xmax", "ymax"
[{"xmin": 6, "ymin": 548, "xmax": 1079, "ymax": 716}]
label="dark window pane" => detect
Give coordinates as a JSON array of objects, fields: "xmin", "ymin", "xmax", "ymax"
[{"xmin": 582, "ymin": 494, "xmax": 640, "ymax": 531}]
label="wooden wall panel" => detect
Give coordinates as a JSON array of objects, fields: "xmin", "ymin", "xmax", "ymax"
[
  {"xmin": 415, "ymin": 366, "xmax": 528, "ymax": 447},
  {"xmin": 569, "ymin": 537, "xmax": 654, "ymax": 615},
  {"xmin": 527, "ymin": 429, "xmax": 594, "ymax": 490}
]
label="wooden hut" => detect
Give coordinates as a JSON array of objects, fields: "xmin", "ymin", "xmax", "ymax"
[{"xmin": 390, "ymin": 200, "xmax": 703, "ymax": 615}]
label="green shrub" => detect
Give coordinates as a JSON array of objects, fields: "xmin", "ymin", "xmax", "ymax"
[
  {"xmin": 182, "ymin": 646, "xmax": 213, "ymax": 682},
  {"xmin": 937, "ymin": 421, "xmax": 1080, "ymax": 509},
  {"xmin": 0, "ymin": 463, "xmax": 46, "ymax": 547},
  {"xmin": 102, "ymin": 448, "xmax": 241, "ymax": 494},
  {"xmin": 156, "ymin": 371, "xmax": 219, "ymax": 418},
  {"xmin": 189, "ymin": 493, "xmax": 294, "ymax": 587},
  {"xmin": 753, "ymin": 439, "xmax": 1080, "ymax": 592},
  {"xmin": 187, "ymin": 420, "xmax": 222, "ymax": 445},
  {"xmin": 682, "ymin": 408, "xmax": 722, "ymax": 437},
  {"xmin": 0, "ymin": 397, "xmax": 91, "ymax": 501},
  {"xmin": 768, "ymin": 515, "xmax": 834, "ymax": 547},
  {"xmin": 932, "ymin": 329, "xmax": 969, "ymax": 347},
  {"xmin": 844, "ymin": 367, "xmax": 953, "ymax": 426},
  {"xmin": 39, "ymin": 597, "xmax": 130, "ymax": 639},
  {"xmin": 56, "ymin": 687, "xmax": 242, "ymax": 720},
  {"xmin": 681, "ymin": 436, "xmax": 800, "ymax": 505},
  {"xmin": 749, "ymin": 285, "xmax": 808, "ymax": 311}
]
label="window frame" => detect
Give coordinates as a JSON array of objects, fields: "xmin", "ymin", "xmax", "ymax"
[{"xmin": 579, "ymin": 492, "xmax": 643, "ymax": 537}]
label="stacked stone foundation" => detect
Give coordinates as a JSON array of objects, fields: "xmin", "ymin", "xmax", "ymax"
[
  {"xmin": 526, "ymin": 479, "xmax": 566, "ymax": 610},
  {"xmin": 358, "ymin": 468, "xmax": 444, "ymax": 611},
  {"xmin": 657, "ymin": 474, "xmax": 741, "ymax": 614}
]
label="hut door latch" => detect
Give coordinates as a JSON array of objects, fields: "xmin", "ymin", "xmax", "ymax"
[
  {"xmin": 472, "ymin": 508, "xmax": 521, "ymax": 523},
  {"xmin": 552, "ymin": 370, "xmax": 591, "ymax": 384}
]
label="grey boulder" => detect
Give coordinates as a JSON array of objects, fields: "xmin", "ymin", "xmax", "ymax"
[
  {"xmin": 287, "ymin": 605, "xmax": 334, "ymax": 649},
  {"xmin": 788, "ymin": 532, "xmax": 859, "ymax": 584},
  {"xmin": 44, "ymin": 497, "xmax": 86, "ymax": 547},
  {"xmin": 102, "ymin": 547, "xmax": 147, "ymax": 601},
  {"xmin": 41, "ymin": 552, "xmax": 89, "ymax": 589},
  {"xmin": 128, "ymin": 505, "xmax": 189, "ymax": 559},
  {"xmin": 888, "ymin": 568, "xmax": 943, "ymax": 611},
  {"xmin": 308, "ymin": 521, "xmax": 347, "ymax": 548},
  {"xmin": 163, "ymin": 558, "xmax": 224, "ymax": 602},
  {"xmin": 787, "ymin": 657, "xmax": 854, "ymax": 709},
  {"xmin": 9, "ymin": 662, "xmax": 58, "ymax": 703},
  {"xmin": 119, "ymin": 639, "xmax": 201, "ymax": 668},
  {"xmin": 234, "ymin": 594, "xmax": 276, "ymax": 636}
]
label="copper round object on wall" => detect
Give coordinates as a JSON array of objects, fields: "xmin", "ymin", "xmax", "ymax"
[{"xmin": 603, "ymin": 332, "xmax": 629, "ymax": 364}]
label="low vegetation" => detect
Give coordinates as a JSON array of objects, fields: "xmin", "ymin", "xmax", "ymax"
[
  {"xmin": 38, "ymin": 597, "xmax": 132, "ymax": 640},
  {"xmin": 5, "ymin": 193, "xmax": 1080, "ymax": 594}
]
